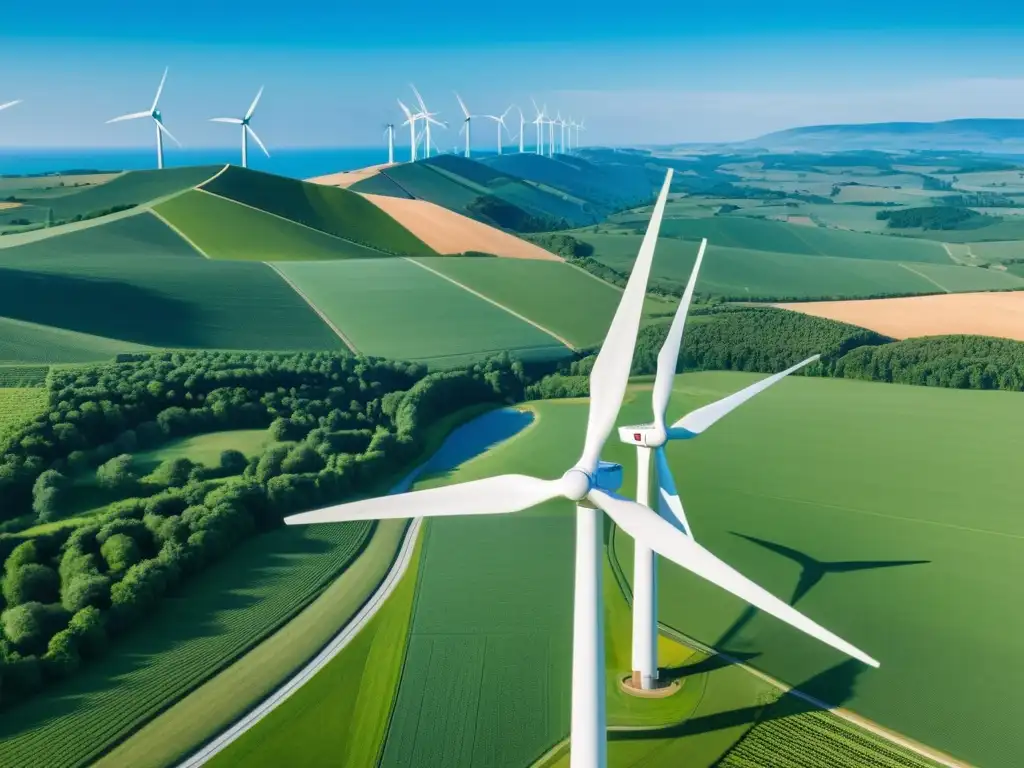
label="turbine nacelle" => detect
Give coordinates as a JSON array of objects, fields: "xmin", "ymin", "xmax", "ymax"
[{"xmin": 617, "ymin": 424, "xmax": 697, "ymax": 448}]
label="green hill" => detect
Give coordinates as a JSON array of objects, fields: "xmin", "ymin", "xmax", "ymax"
[
  {"xmin": 200, "ymin": 166, "xmax": 435, "ymax": 255},
  {"xmin": 0, "ymin": 316, "xmax": 155, "ymax": 363}
]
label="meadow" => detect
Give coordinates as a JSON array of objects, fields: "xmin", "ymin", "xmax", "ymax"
[
  {"xmin": 154, "ymin": 190, "xmax": 389, "ymax": 260},
  {"xmin": 132, "ymin": 429, "xmax": 271, "ymax": 474},
  {"xmin": 0, "ymin": 316, "xmax": 154, "ymax": 363},
  {"xmin": 0, "ymin": 212, "xmax": 201, "ymax": 258},
  {"xmin": 200, "ymin": 166, "xmax": 436, "ymax": 256},
  {"xmin": 0, "ymin": 521, "xmax": 375, "ymax": 768},
  {"xmin": 0, "ymin": 364, "xmax": 48, "ymax": 387},
  {"xmin": 409, "ymin": 256, "xmax": 674, "ymax": 349},
  {"xmin": 0, "ymin": 386, "xmax": 47, "ymax": 435},
  {"xmin": 276, "ymin": 259, "xmax": 572, "ymax": 365},
  {"xmin": 0, "ymin": 237, "xmax": 341, "ymax": 350}
]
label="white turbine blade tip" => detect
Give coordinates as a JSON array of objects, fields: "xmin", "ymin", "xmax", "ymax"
[
  {"xmin": 593, "ymin": 490, "xmax": 879, "ymax": 668},
  {"xmin": 247, "ymin": 125, "xmax": 271, "ymax": 157},
  {"xmin": 107, "ymin": 110, "xmax": 151, "ymax": 124},
  {"xmin": 246, "ymin": 86, "xmax": 264, "ymax": 120},
  {"xmin": 671, "ymin": 354, "xmax": 821, "ymax": 436}
]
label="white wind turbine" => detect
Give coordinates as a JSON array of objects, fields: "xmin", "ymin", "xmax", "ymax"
[
  {"xmin": 284, "ymin": 169, "xmax": 879, "ymax": 767},
  {"xmin": 515, "ymin": 105, "xmax": 526, "ymax": 153},
  {"xmin": 410, "ymin": 84, "xmax": 445, "ymax": 160},
  {"xmin": 398, "ymin": 99, "xmax": 419, "ymax": 162},
  {"xmin": 455, "ymin": 92, "xmax": 477, "ymax": 158},
  {"xmin": 546, "ymin": 107, "xmax": 556, "ymax": 157},
  {"xmin": 576, "ymin": 118, "xmax": 587, "ymax": 150},
  {"xmin": 107, "ymin": 67, "xmax": 180, "ymax": 170},
  {"xmin": 556, "ymin": 111, "xmax": 568, "ymax": 154},
  {"xmin": 383, "ymin": 123, "xmax": 396, "ymax": 164},
  {"xmin": 483, "ymin": 105, "xmax": 513, "ymax": 155},
  {"xmin": 531, "ymin": 98, "xmax": 546, "ymax": 156},
  {"xmin": 617, "ymin": 238, "xmax": 824, "ymax": 690},
  {"xmin": 209, "ymin": 87, "xmax": 270, "ymax": 169}
]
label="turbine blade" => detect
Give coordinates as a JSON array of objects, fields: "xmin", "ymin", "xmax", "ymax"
[
  {"xmin": 576, "ymin": 169, "xmax": 674, "ymax": 473},
  {"xmin": 410, "ymin": 83, "xmax": 427, "ymax": 112},
  {"xmin": 397, "ymin": 99, "xmax": 413, "ymax": 120},
  {"xmin": 455, "ymin": 92, "xmax": 470, "ymax": 118},
  {"xmin": 590, "ymin": 489, "xmax": 879, "ymax": 668},
  {"xmin": 286, "ymin": 474, "xmax": 563, "ymax": 525},
  {"xmin": 246, "ymin": 125, "xmax": 270, "ymax": 157},
  {"xmin": 156, "ymin": 120, "xmax": 181, "ymax": 147},
  {"xmin": 210, "ymin": 117, "xmax": 244, "ymax": 124},
  {"xmin": 151, "ymin": 67, "xmax": 168, "ymax": 112},
  {"xmin": 0, "ymin": 100, "xmax": 22, "ymax": 112},
  {"xmin": 652, "ymin": 238, "xmax": 707, "ymax": 429},
  {"xmin": 670, "ymin": 355, "xmax": 821, "ymax": 437},
  {"xmin": 245, "ymin": 86, "xmax": 264, "ymax": 120},
  {"xmin": 107, "ymin": 110, "xmax": 151, "ymax": 124},
  {"xmin": 654, "ymin": 447, "xmax": 691, "ymax": 536}
]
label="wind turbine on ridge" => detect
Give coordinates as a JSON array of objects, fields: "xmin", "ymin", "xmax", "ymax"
[
  {"xmin": 546, "ymin": 107, "xmax": 556, "ymax": 157},
  {"xmin": 615, "ymin": 237, "xmax": 826, "ymax": 691},
  {"xmin": 410, "ymin": 84, "xmax": 445, "ymax": 160},
  {"xmin": 209, "ymin": 87, "xmax": 270, "ymax": 169},
  {"xmin": 514, "ymin": 105, "xmax": 526, "ymax": 153},
  {"xmin": 531, "ymin": 98, "xmax": 546, "ymax": 156},
  {"xmin": 482, "ymin": 105, "xmax": 513, "ymax": 155},
  {"xmin": 455, "ymin": 92, "xmax": 477, "ymax": 158},
  {"xmin": 106, "ymin": 67, "xmax": 180, "ymax": 170},
  {"xmin": 397, "ymin": 99, "xmax": 419, "ymax": 162},
  {"xmin": 283, "ymin": 168, "xmax": 879, "ymax": 767},
  {"xmin": 383, "ymin": 122, "xmax": 396, "ymax": 164}
]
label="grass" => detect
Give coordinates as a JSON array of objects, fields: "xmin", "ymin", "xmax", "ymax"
[
  {"xmin": 409, "ymin": 256, "xmax": 674, "ymax": 349},
  {"xmin": 576, "ymin": 233, "xmax": 1024, "ymax": 300},
  {"xmin": 275, "ymin": 259, "xmax": 573, "ymax": 366},
  {"xmin": 0, "ymin": 364, "xmax": 48, "ymax": 387},
  {"xmin": 964, "ymin": 241, "xmax": 1024, "ymax": 262},
  {"xmin": 0, "ymin": 316, "xmax": 155, "ymax": 363},
  {"xmin": 133, "ymin": 429, "xmax": 271, "ymax": 474},
  {"xmin": 0, "ymin": 521, "xmax": 375, "ymax": 768},
  {"xmin": 199, "ymin": 166, "xmax": 437, "ymax": 256},
  {"xmin": 0, "ymin": 222, "xmax": 341, "ymax": 351},
  {"xmin": 154, "ymin": 190, "xmax": 390, "ymax": 260},
  {"xmin": 912, "ymin": 217, "xmax": 1024, "ymax": 242},
  {"xmin": 365, "ymin": 164, "xmax": 482, "ymax": 215},
  {"xmin": 16, "ymin": 166, "xmax": 222, "ymax": 221},
  {"xmin": 0, "ymin": 386, "xmax": 47, "ymax": 435}
]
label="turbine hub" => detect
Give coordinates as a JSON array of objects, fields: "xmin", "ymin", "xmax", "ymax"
[{"xmin": 560, "ymin": 468, "xmax": 592, "ymax": 501}]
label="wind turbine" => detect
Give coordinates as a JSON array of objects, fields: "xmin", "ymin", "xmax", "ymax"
[
  {"xmin": 398, "ymin": 99, "xmax": 418, "ymax": 162},
  {"xmin": 106, "ymin": 67, "xmax": 180, "ymax": 170},
  {"xmin": 483, "ymin": 106, "xmax": 513, "ymax": 155},
  {"xmin": 556, "ymin": 112, "xmax": 567, "ymax": 154},
  {"xmin": 284, "ymin": 168, "xmax": 879, "ymax": 766},
  {"xmin": 546, "ymin": 107, "xmax": 556, "ymax": 157},
  {"xmin": 455, "ymin": 92, "xmax": 477, "ymax": 158},
  {"xmin": 514, "ymin": 105, "xmax": 526, "ymax": 153},
  {"xmin": 209, "ymin": 87, "xmax": 269, "ymax": 169},
  {"xmin": 383, "ymin": 123, "xmax": 396, "ymax": 164},
  {"xmin": 410, "ymin": 84, "xmax": 445, "ymax": 160},
  {"xmin": 616, "ymin": 238, "xmax": 828, "ymax": 690},
  {"xmin": 531, "ymin": 98, "xmax": 546, "ymax": 156},
  {"xmin": 576, "ymin": 118, "xmax": 586, "ymax": 150}
]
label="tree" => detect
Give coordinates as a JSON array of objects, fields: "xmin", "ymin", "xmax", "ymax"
[
  {"xmin": 1, "ymin": 602, "xmax": 69, "ymax": 655},
  {"xmin": 219, "ymin": 450, "xmax": 247, "ymax": 475},
  {"xmin": 4, "ymin": 541, "xmax": 40, "ymax": 573},
  {"xmin": 100, "ymin": 534, "xmax": 142, "ymax": 575},
  {"xmin": 95, "ymin": 454, "xmax": 138, "ymax": 493},
  {"xmin": 61, "ymin": 574, "xmax": 111, "ymax": 613},
  {"xmin": 3, "ymin": 564, "xmax": 60, "ymax": 606},
  {"xmin": 151, "ymin": 458, "xmax": 195, "ymax": 488},
  {"xmin": 67, "ymin": 606, "xmax": 106, "ymax": 659},
  {"xmin": 31, "ymin": 470, "xmax": 68, "ymax": 523},
  {"xmin": 280, "ymin": 444, "xmax": 324, "ymax": 474}
]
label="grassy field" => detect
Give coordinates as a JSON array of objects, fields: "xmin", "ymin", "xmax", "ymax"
[
  {"xmin": 0, "ymin": 386, "xmax": 47, "ymax": 434},
  {"xmin": 133, "ymin": 429, "xmax": 271, "ymax": 474},
  {"xmin": 912, "ymin": 217, "xmax": 1024, "ymax": 242},
  {"xmin": 154, "ymin": 190, "xmax": 390, "ymax": 260},
  {"xmin": 964, "ymin": 240, "xmax": 1024, "ymax": 261},
  {"xmin": 409, "ymin": 257, "xmax": 673, "ymax": 349},
  {"xmin": 0, "ymin": 364, "xmax": 48, "ymax": 387},
  {"xmin": 0, "ymin": 521, "xmax": 375, "ymax": 768},
  {"xmin": 577, "ymin": 233, "xmax": 1024, "ymax": 299},
  {"xmin": 365, "ymin": 164, "xmax": 482, "ymax": 214},
  {"xmin": 0, "ymin": 227, "xmax": 341, "ymax": 351},
  {"xmin": 200, "ymin": 166, "xmax": 436, "ymax": 256},
  {"xmin": 16, "ymin": 166, "xmax": 222, "ymax": 221},
  {"xmin": 276, "ymin": 259, "xmax": 572, "ymax": 366},
  {"xmin": 0, "ymin": 316, "xmax": 155, "ymax": 363},
  {"xmin": 651, "ymin": 217, "xmax": 950, "ymax": 263},
  {"xmin": 0, "ymin": 211, "xmax": 201, "ymax": 256}
]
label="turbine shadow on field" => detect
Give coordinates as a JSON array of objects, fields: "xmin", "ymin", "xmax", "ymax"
[
  {"xmin": 0, "ymin": 531, "xmax": 334, "ymax": 739},
  {"xmin": 660, "ymin": 647, "xmax": 761, "ymax": 681},
  {"xmin": 609, "ymin": 659, "xmax": 865, "ymax": 742}
]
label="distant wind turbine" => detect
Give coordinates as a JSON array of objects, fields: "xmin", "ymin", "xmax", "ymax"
[
  {"xmin": 483, "ymin": 106, "xmax": 513, "ymax": 155},
  {"xmin": 455, "ymin": 92, "xmax": 478, "ymax": 158},
  {"xmin": 209, "ymin": 87, "xmax": 270, "ymax": 169},
  {"xmin": 106, "ymin": 67, "xmax": 180, "ymax": 170},
  {"xmin": 576, "ymin": 119, "xmax": 587, "ymax": 150},
  {"xmin": 398, "ymin": 99, "xmax": 418, "ymax": 161},
  {"xmin": 514, "ymin": 106, "xmax": 526, "ymax": 153},
  {"xmin": 410, "ymin": 84, "xmax": 445, "ymax": 160},
  {"xmin": 531, "ymin": 98, "xmax": 546, "ymax": 156},
  {"xmin": 546, "ymin": 107, "xmax": 556, "ymax": 157},
  {"xmin": 383, "ymin": 123, "xmax": 396, "ymax": 164}
]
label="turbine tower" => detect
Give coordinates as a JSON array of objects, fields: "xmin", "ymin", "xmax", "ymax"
[
  {"xmin": 531, "ymin": 98, "xmax": 546, "ymax": 156},
  {"xmin": 398, "ymin": 99, "xmax": 418, "ymax": 162},
  {"xmin": 556, "ymin": 112, "xmax": 567, "ymax": 154},
  {"xmin": 106, "ymin": 67, "xmax": 180, "ymax": 170},
  {"xmin": 617, "ymin": 238, "xmax": 823, "ymax": 691},
  {"xmin": 515, "ymin": 106, "xmax": 526, "ymax": 153},
  {"xmin": 410, "ymin": 85, "xmax": 445, "ymax": 160},
  {"xmin": 483, "ymin": 106, "xmax": 512, "ymax": 155},
  {"xmin": 283, "ymin": 169, "xmax": 879, "ymax": 767},
  {"xmin": 209, "ymin": 87, "xmax": 270, "ymax": 169},
  {"xmin": 383, "ymin": 123, "xmax": 396, "ymax": 164},
  {"xmin": 547, "ymin": 112, "xmax": 556, "ymax": 157},
  {"xmin": 455, "ymin": 92, "xmax": 476, "ymax": 158}
]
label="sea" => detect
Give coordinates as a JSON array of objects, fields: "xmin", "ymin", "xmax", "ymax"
[{"xmin": 0, "ymin": 147, "xmax": 391, "ymax": 181}]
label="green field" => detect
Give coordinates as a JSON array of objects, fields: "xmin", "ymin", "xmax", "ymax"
[
  {"xmin": 964, "ymin": 240, "xmax": 1024, "ymax": 261},
  {"xmin": 199, "ymin": 166, "xmax": 436, "ymax": 256},
  {"xmin": 0, "ymin": 364, "xmax": 48, "ymax": 387},
  {"xmin": 0, "ymin": 386, "xmax": 47, "ymax": 434},
  {"xmin": 0, "ymin": 226, "xmax": 341, "ymax": 351},
  {"xmin": 912, "ymin": 217, "xmax": 1024, "ymax": 242},
  {"xmin": 133, "ymin": 429, "xmax": 271, "ymax": 473},
  {"xmin": 364, "ymin": 164, "xmax": 482, "ymax": 213},
  {"xmin": 652, "ymin": 217, "xmax": 950, "ymax": 263},
  {"xmin": 409, "ymin": 257, "xmax": 673, "ymax": 349},
  {"xmin": 15, "ymin": 166, "xmax": 222, "ymax": 221},
  {"xmin": 0, "ymin": 211, "xmax": 201, "ymax": 257},
  {"xmin": 0, "ymin": 521, "xmax": 375, "ymax": 768},
  {"xmin": 576, "ymin": 233, "xmax": 1024, "ymax": 299},
  {"xmin": 0, "ymin": 316, "xmax": 155, "ymax": 363},
  {"xmin": 276, "ymin": 259, "xmax": 572, "ymax": 365},
  {"xmin": 154, "ymin": 190, "xmax": 390, "ymax": 260}
]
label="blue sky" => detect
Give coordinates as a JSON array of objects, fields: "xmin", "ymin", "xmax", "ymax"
[{"xmin": 5, "ymin": 1, "xmax": 1024, "ymax": 148}]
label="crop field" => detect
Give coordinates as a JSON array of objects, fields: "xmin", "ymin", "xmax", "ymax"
[
  {"xmin": 367, "ymin": 164, "xmax": 482, "ymax": 213},
  {"xmin": 0, "ymin": 172, "xmax": 120, "ymax": 193},
  {"xmin": 154, "ymin": 190, "xmax": 389, "ymax": 260},
  {"xmin": 0, "ymin": 211, "xmax": 201, "ymax": 257},
  {"xmin": 0, "ymin": 386, "xmax": 47, "ymax": 434},
  {"xmin": 409, "ymin": 256, "xmax": 673, "ymax": 349},
  {"xmin": 0, "ymin": 316, "xmax": 155, "ymax": 363},
  {"xmin": 653, "ymin": 217, "xmax": 950, "ymax": 263},
  {"xmin": 346, "ymin": 171, "xmax": 413, "ymax": 198},
  {"xmin": 935, "ymin": 169, "xmax": 1024, "ymax": 192},
  {"xmin": 913, "ymin": 217, "xmax": 1024, "ymax": 242},
  {"xmin": 0, "ymin": 364, "xmax": 48, "ymax": 387},
  {"xmin": 0, "ymin": 242, "xmax": 340, "ymax": 351},
  {"xmin": 831, "ymin": 185, "xmax": 933, "ymax": 205},
  {"xmin": 276, "ymin": 259, "xmax": 572, "ymax": 366},
  {"xmin": 200, "ymin": 166, "xmax": 436, "ymax": 256},
  {"xmin": 0, "ymin": 520, "xmax": 375, "ymax": 768},
  {"xmin": 894, "ymin": 261, "xmax": 1024, "ymax": 292},
  {"xmin": 575, "ymin": 234, "xmax": 973, "ymax": 300},
  {"xmin": 961, "ymin": 241, "xmax": 1024, "ymax": 262},
  {"xmin": 598, "ymin": 373, "xmax": 1024, "ymax": 768},
  {"xmin": 17, "ymin": 165, "xmax": 222, "ymax": 220}
]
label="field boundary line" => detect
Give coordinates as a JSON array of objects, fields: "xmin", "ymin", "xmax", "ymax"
[
  {"xmin": 900, "ymin": 262, "xmax": 951, "ymax": 293},
  {"xmin": 197, "ymin": 164, "xmax": 231, "ymax": 188},
  {"xmin": 148, "ymin": 209, "xmax": 212, "ymax": 259},
  {"xmin": 192, "ymin": 187, "xmax": 393, "ymax": 256},
  {"xmin": 264, "ymin": 262, "xmax": 359, "ymax": 353},
  {"xmin": 403, "ymin": 256, "xmax": 578, "ymax": 350},
  {"xmin": 941, "ymin": 243, "xmax": 967, "ymax": 266}
]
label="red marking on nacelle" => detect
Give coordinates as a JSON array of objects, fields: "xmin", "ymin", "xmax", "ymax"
[{"xmin": 633, "ymin": 433, "xmax": 642, "ymax": 442}]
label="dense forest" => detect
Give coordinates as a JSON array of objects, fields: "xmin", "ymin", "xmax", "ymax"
[{"xmin": 876, "ymin": 206, "xmax": 988, "ymax": 230}]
